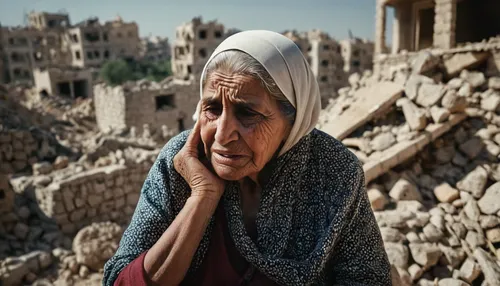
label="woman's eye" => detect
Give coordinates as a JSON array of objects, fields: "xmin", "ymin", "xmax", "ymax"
[{"xmin": 204, "ymin": 106, "xmax": 221, "ymax": 119}]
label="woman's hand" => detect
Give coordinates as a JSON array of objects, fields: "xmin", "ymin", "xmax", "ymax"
[{"xmin": 174, "ymin": 120, "xmax": 225, "ymax": 201}]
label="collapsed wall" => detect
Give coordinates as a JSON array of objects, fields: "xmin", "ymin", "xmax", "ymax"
[{"xmin": 35, "ymin": 162, "xmax": 153, "ymax": 235}]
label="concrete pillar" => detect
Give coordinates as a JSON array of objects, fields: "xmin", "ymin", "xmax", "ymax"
[
  {"xmin": 433, "ymin": 0, "xmax": 457, "ymax": 49},
  {"xmin": 375, "ymin": 0, "xmax": 387, "ymax": 55},
  {"xmin": 392, "ymin": 6, "xmax": 400, "ymax": 55},
  {"xmin": 70, "ymin": 81, "xmax": 75, "ymax": 98}
]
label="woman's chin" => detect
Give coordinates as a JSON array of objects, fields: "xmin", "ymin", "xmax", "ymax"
[{"xmin": 214, "ymin": 166, "xmax": 247, "ymax": 181}]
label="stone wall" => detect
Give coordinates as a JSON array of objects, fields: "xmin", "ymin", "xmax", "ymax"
[
  {"xmin": 94, "ymin": 79, "xmax": 198, "ymax": 135},
  {"xmin": 35, "ymin": 163, "xmax": 151, "ymax": 234},
  {"xmin": 0, "ymin": 130, "xmax": 39, "ymax": 174},
  {"xmin": 94, "ymin": 84, "xmax": 127, "ymax": 132},
  {"xmin": 434, "ymin": 0, "xmax": 457, "ymax": 50}
]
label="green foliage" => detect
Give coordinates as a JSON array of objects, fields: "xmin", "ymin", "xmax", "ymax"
[{"xmin": 99, "ymin": 59, "xmax": 172, "ymax": 86}]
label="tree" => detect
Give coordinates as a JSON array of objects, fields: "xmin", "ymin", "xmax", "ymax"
[{"xmin": 99, "ymin": 60, "xmax": 135, "ymax": 86}]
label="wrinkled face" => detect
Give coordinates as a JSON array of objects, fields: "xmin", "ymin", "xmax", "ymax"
[{"xmin": 199, "ymin": 71, "xmax": 291, "ymax": 182}]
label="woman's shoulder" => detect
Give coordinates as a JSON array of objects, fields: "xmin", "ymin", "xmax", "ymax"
[
  {"xmin": 308, "ymin": 128, "xmax": 364, "ymax": 181},
  {"xmin": 157, "ymin": 130, "xmax": 191, "ymax": 163}
]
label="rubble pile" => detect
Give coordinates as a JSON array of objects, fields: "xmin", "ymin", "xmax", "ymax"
[{"xmin": 319, "ymin": 49, "xmax": 500, "ymax": 286}]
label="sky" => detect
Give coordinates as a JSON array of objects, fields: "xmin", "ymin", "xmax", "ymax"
[{"xmin": 0, "ymin": 0, "xmax": 393, "ymax": 44}]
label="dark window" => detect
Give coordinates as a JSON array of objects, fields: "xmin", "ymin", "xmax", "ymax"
[
  {"xmin": 199, "ymin": 48, "xmax": 207, "ymax": 58},
  {"xmin": 94, "ymin": 50, "xmax": 100, "ymax": 58},
  {"xmin": 117, "ymin": 32, "xmax": 122, "ymax": 38},
  {"xmin": 320, "ymin": 76, "xmax": 328, "ymax": 82},
  {"xmin": 214, "ymin": 31, "xmax": 222, "ymax": 38},
  {"xmin": 155, "ymin": 94, "xmax": 176, "ymax": 110},
  {"xmin": 104, "ymin": 50, "xmax": 110, "ymax": 59},
  {"xmin": 178, "ymin": 47, "xmax": 185, "ymax": 56},
  {"xmin": 103, "ymin": 33, "xmax": 108, "ymax": 41},
  {"xmin": 71, "ymin": 34, "xmax": 79, "ymax": 43},
  {"xmin": 187, "ymin": 65, "xmax": 192, "ymax": 74},
  {"xmin": 48, "ymin": 19, "xmax": 56, "ymax": 28},
  {"xmin": 352, "ymin": 60, "xmax": 361, "ymax": 67},
  {"xmin": 321, "ymin": 60, "xmax": 329, "ymax": 67},
  {"xmin": 198, "ymin": 30, "xmax": 207, "ymax": 39},
  {"xmin": 337, "ymin": 46, "xmax": 341, "ymax": 53},
  {"xmin": 87, "ymin": 51, "xmax": 93, "ymax": 59},
  {"xmin": 57, "ymin": 82, "xmax": 71, "ymax": 97},
  {"xmin": 353, "ymin": 50, "xmax": 360, "ymax": 57},
  {"xmin": 75, "ymin": 51, "xmax": 81, "ymax": 59},
  {"xmin": 8, "ymin": 38, "xmax": 14, "ymax": 45},
  {"xmin": 84, "ymin": 32, "xmax": 100, "ymax": 42},
  {"xmin": 323, "ymin": 44, "xmax": 329, "ymax": 51},
  {"xmin": 128, "ymin": 31, "xmax": 133, "ymax": 37}
]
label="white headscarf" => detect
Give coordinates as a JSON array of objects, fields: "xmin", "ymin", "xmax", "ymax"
[{"xmin": 198, "ymin": 30, "xmax": 321, "ymax": 156}]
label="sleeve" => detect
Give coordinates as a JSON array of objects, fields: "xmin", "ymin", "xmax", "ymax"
[
  {"xmin": 102, "ymin": 145, "xmax": 177, "ymax": 286},
  {"xmin": 328, "ymin": 163, "xmax": 392, "ymax": 286},
  {"xmin": 113, "ymin": 251, "xmax": 150, "ymax": 286}
]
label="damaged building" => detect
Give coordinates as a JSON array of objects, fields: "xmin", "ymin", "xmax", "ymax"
[
  {"xmin": 340, "ymin": 37, "xmax": 374, "ymax": 75},
  {"xmin": 33, "ymin": 67, "xmax": 93, "ymax": 99},
  {"xmin": 65, "ymin": 16, "xmax": 140, "ymax": 70},
  {"xmin": 171, "ymin": 17, "xmax": 225, "ymax": 80},
  {"xmin": 93, "ymin": 78, "xmax": 198, "ymax": 135},
  {"xmin": 139, "ymin": 36, "xmax": 171, "ymax": 62},
  {"xmin": 375, "ymin": 0, "xmax": 500, "ymax": 76}
]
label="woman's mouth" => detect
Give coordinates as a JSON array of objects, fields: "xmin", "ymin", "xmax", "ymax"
[{"xmin": 212, "ymin": 151, "xmax": 247, "ymax": 167}]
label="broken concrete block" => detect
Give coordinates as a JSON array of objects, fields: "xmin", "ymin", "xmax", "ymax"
[
  {"xmin": 481, "ymin": 93, "xmax": 500, "ymax": 111},
  {"xmin": 397, "ymin": 98, "xmax": 427, "ymax": 131},
  {"xmin": 416, "ymin": 83, "xmax": 446, "ymax": 107},
  {"xmin": 478, "ymin": 182, "xmax": 500, "ymax": 215},
  {"xmin": 444, "ymin": 52, "xmax": 490, "ymax": 76},
  {"xmin": 412, "ymin": 51, "xmax": 440, "ymax": 75},
  {"xmin": 461, "ymin": 70, "xmax": 486, "ymax": 89},
  {"xmin": 389, "ymin": 178, "xmax": 422, "ymax": 202},
  {"xmin": 488, "ymin": 77, "xmax": 500, "ymax": 90},
  {"xmin": 430, "ymin": 106, "xmax": 450, "ymax": 123},
  {"xmin": 441, "ymin": 90, "xmax": 467, "ymax": 113},
  {"xmin": 434, "ymin": 183, "xmax": 459, "ymax": 203}
]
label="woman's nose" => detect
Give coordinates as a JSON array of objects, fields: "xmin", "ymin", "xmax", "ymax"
[{"xmin": 214, "ymin": 110, "xmax": 239, "ymax": 145}]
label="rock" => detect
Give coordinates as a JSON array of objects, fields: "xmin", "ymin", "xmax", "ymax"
[
  {"xmin": 53, "ymin": 156, "xmax": 69, "ymax": 170},
  {"xmin": 448, "ymin": 78, "xmax": 464, "ymax": 90},
  {"xmin": 380, "ymin": 227, "xmax": 406, "ymax": 243},
  {"xmin": 478, "ymin": 182, "xmax": 500, "ymax": 215},
  {"xmin": 461, "ymin": 70, "xmax": 486, "ymax": 89},
  {"xmin": 396, "ymin": 98, "xmax": 427, "ymax": 131},
  {"xmin": 464, "ymin": 200, "xmax": 481, "ymax": 221},
  {"xmin": 370, "ymin": 132, "xmax": 395, "ymax": 151},
  {"xmin": 458, "ymin": 83, "xmax": 472, "ymax": 97},
  {"xmin": 348, "ymin": 73, "xmax": 361, "ymax": 88},
  {"xmin": 441, "ymin": 90, "xmax": 468, "ymax": 113},
  {"xmin": 430, "ymin": 106, "xmax": 450, "ymax": 123},
  {"xmin": 367, "ymin": 188, "xmax": 388, "ymax": 211},
  {"xmin": 375, "ymin": 210, "xmax": 415, "ymax": 228},
  {"xmin": 434, "ymin": 183, "xmax": 459, "ymax": 203},
  {"xmin": 465, "ymin": 231, "xmax": 485, "ymax": 248},
  {"xmin": 389, "ymin": 178, "xmax": 422, "ymax": 202},
  {"xmin": 473, "ymin": 248, "xmax": 500, "ymax": 286},
  {"xmin": 32, "ymin": 162, "xmax": 52, "ymax": 175},
  {"xmin": 405, "ymin": 74, "xmax": 434, "ymax": 100},
  {"xmin": 485, "ymin": 228, "xmax": 500, "ymax": 243},
  {"xmin": 412, "ymin": 51, "xmax": 440, "ymax": 75},
  {"xmin": 438, "ymin": 278, "xmax": 469, "ymax": 286},
  {"xmin": 438, "ymin": 244, "xmax": 465, "ymax": 268},
  {"xmin": 489, "ymin": 77, "xmax": 500, "ymax": 90},
  {"xmin": 481, "ymin": 93, "xmax": 500, "ymax": 112},
  {"xmin": 416, "ymin": 83, "xmax": 446, "ymax": 107},
  {"xmin": 456, "ymin": 166, "xmax": 488, "ymax": 198},
  {"xmin": 79, "ymin": 265, "xmax": 90, "ymax": 278},
  {"xmin": 408, "ymin": 264, "xmax": 423, "ymax": 281},
  {"xmin": 16, "ymin": 206, "xmax": 31, "ymax": 220},
  {"xmin": 443, "ymin": 52, "xmax": 489, "ymax": 76},
  {"xmin": 458, "ymin": 138, "xmax": 484, "ymax": 159},
  {"xmin": 423, "ymin": 223, "xmax": 444, "ymax": 242},
  {"xmin": 480, "ymin": 215, "xmax": 500, "ymax": 229},
  {"xmin": 385, "ymin": 242, "xmax": 409, "ymax": 269},
  {"xmin": 73, "ymin": 222, "xmax": 123, "ymax": 271},
  {"xmin": 459, "ymin": 258, "xmax": 481, "ymax": 284},
  {"xmin": 409, "ymin": 243, "xmax": 442, "ymax": 270}
]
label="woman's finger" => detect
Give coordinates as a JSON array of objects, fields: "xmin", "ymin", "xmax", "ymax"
[{"xmin": 184, "ymin": 113, "xmax": 202, "ymax": 152}]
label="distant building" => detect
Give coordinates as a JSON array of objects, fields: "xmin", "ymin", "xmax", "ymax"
[
  {"xmin": 140, "ymin": 36, "xmax": 171, "ymax": 62},
  {"xmin": 66, "ymin": 16, "xmax": 140, "ymax": 69},
  {"xmin": 33, "ymin": 66, "xmax": 93, "ymax": 99},
  {"xmin": 28, "ymin": 11, "xmax": 70, "ymax": 30},
  {"xmin": 340, "ymin": 38, "xmax": 374, "ymax": 75},
  {"xmin": 171, "ymin": 17, "xmax": 225, "ymax": 80}
]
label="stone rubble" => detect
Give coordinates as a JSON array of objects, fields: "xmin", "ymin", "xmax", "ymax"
[{"xmin": 318, "ymin": 49, "xmax": 500, "ymax": 285}]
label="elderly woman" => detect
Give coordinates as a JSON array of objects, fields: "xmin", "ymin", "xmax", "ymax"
[{"xmin": 104, "ymin": 30, "xmax": 391, "ymax": 286}]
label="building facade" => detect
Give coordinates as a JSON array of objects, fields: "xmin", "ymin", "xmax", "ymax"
[
  {"xmin": 140, "ymin": 36, "xmax": 171, "ymax": 62},
  {"xmin": 66, "ymin": 16, "xmax": 140, "ymax": 69},
  {"xmin": 28, "ymin": 11, "xmax": 71, "ymax": 30},
  {"xmin": 33, "ymin": 67, "xmax": 93, "ymax": 98},
  {"xmin": 340, "ymin": 38, "xmax": 374, "ymax": 75},
  {"xmin": 171, "ymin": 17, "xmax": 225, "ymax": 80}
]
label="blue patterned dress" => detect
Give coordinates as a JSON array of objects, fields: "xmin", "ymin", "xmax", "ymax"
[{"xmin": 103, "ymin": 129, "xmax": 391, "ymax": 286}]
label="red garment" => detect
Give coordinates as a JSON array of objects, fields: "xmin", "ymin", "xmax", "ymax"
[{"xmin": 115, "ymin": 205, "xmax": 277, "ymax": 286}]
